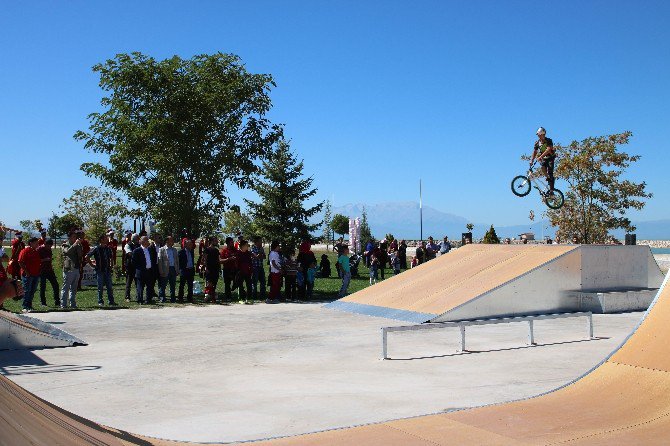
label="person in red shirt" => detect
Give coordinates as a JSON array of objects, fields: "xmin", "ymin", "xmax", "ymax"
[
  {"xmin": 37, "ymin": 239, "xmax": 60, "ymax": 307},
  {"xmin": 37, "ymin": 231, "xmax": 47, "ymax": 246},
  {"xmin": 236, "ymin": 240, "xmax": 253, "ymax": 303},
  {"xmin": 107, "ymin": 231, "xmax": 119, "ymax": 268},
  {"xmin": 219, "ymin": 237, "xmax": 239, "ymax": 302},
  {"xmin": 18, "ymin": 237, "xmax": 41, "ymax": 312},
  {"xmin": 8, "ymin": 232, "xmax": 25, "ymax": 279}
]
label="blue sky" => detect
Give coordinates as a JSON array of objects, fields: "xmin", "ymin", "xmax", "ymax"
[{"xmin": 1, "ymin": 0, "xmax": 668, "ymax": 229}]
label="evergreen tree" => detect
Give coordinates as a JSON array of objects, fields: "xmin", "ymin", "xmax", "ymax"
[
  {"xmin": 482, "ymin": 225, "xmax": 500, "ymax": 244},
  {"xmin": 322, "ymin": 200, "xmax": 333, "ymax": 249},
  {"xmin": 245, "ymin": 140, "xmax": 323, "ymax": 254},
  {"xmin": 360, "ymin": 206, "xmax": 373, "ymax": 244}
]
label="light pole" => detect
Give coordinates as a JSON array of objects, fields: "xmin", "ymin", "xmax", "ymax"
[{"xmin": 419, "ymin": 179, "xmax": 423, "ymax": 241}]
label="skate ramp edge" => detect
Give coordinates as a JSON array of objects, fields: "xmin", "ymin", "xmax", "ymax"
[{"xmin": 0, "ymin": 311, "xmax": 86, "ymax": 350}]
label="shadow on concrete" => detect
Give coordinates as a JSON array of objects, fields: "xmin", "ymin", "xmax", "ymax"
[
  {"xmin": 386, "ymin": 337, "xmax": 611, "ymax": 361},
  {"xmin": 0, "ymin": 350, "xmax": 100, "ymax": 376}
]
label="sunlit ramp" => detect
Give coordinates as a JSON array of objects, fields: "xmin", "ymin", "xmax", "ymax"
[
  {"xmin": 0, "ymin": 311, "xmax": 86, "ymax": 350},
  {"xmin": 324, "ymin": 244, "xmax": 664, "ymax": 323}
]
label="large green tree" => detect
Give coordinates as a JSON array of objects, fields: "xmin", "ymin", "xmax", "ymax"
[
  {"xmin": 245, "ymin": 140, "xmax": 323, "ymax": 254},
  {"xmin": 75, "ymin": 52, "xmax": 283, "ymax": 236},
  {"xmin": 547, "ymin": 132, "xmax": 651, "ymax": 244},
  {"xmin": 61, "ymin": 186, "xmax": 128, "ymax": 241},
  {"xmin": 330, "ymin": 214, "xmax": 349, "ymax": 238}
]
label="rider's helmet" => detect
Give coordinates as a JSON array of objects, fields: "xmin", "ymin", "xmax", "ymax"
[{"xmin": 536, "ymin": 127, "xmax": 546, "ymax": 136}]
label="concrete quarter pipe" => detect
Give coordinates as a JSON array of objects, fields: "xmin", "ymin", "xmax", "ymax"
[{"xmin": 1, "ymin": 272, "xmax": 670, "ymax": 444}]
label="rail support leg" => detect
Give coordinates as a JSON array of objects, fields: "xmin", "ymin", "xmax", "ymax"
[
  {"xmin": 382, "ymin": 328, "xmax": 388, "ymax": 360},
  {"xmin": 528, "ymin": 319, "xmax": 536, "ymax": 345},
  {"xmin": 459, "ymin": 324, "xmax": 466, "ymax": 351},
  {"xmin": 588, "ymin": 314, "xmax": 594, "ymax": 339}
]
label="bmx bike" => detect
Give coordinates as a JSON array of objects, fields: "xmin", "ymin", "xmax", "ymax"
[{"xmin": 511, "ymin": 164, "xmax": 565, "ymax": 209}]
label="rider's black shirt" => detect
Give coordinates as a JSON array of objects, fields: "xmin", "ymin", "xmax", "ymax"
[{"xmin": 534, "ymin": 137, "xmax": 555, "ymax": 160}]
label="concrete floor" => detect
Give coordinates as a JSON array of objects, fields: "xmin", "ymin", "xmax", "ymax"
[{"xmin": 0, "ymin": 304, "xmax": 643, "ymax": 443}]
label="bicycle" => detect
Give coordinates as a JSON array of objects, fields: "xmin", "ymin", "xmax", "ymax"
[{"xmin": 511, "ymin": 163, "xmax": 565, "ymax": 209}]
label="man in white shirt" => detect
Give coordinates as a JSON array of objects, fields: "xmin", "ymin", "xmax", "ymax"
[{"xmin": 158, "ymin": 235, "xmax": 179, "ymax": 303}]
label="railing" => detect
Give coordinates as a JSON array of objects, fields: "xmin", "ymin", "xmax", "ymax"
[{"xmin": 381, "ymin": 312, "xmax": 594, "ymax": 360}]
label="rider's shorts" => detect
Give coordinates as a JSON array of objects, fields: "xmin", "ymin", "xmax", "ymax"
[{"xmin": 541, "ymin": 156, "xmax": 555, "ymax": 180}]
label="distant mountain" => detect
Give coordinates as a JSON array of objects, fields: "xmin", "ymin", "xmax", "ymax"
[{"xmin": 328, "ymin": 202, "xmax": 670, "ymax": 241}]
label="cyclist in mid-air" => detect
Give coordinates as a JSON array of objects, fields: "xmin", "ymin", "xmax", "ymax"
[{"xmin": 529, "ymin": 127, "xmax": 556, "ymax": 195}]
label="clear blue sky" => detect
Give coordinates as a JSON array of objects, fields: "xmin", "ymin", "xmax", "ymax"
[{"xmin": 2, "ymin": 1, "xmax": 668, "ymax": 229}]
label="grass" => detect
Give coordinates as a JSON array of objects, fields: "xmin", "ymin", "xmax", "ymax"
[{"xmin": 1, "ymin": 248, "xmax": 400, "ymax": 313}]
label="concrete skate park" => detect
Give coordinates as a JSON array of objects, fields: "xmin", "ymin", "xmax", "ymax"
[{"xmin": 1, "ymin": 244, "xmax": 669, "ymax": 445}]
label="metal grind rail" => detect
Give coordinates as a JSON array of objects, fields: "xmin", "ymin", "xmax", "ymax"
[{"xmin": 381, "ymin": 312, "xmax": 594, "ymax": 360}]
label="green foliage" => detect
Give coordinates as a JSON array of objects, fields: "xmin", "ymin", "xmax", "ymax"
[
  {"xmin": 330, "ymin": 214, "xmax": 349, "ymax": 237},
  {"xmin": 245, "ymin": 139, "xmax": 323, "ymax": 255},
  {"xmin": 61, "ymin": 186, "xmax": 128, "ymax": 242},
  {"xmin": 385, "ymin": 233, "xmax": 395, "ymax": 243},
  {"xmin": 322, "ymin": 200, "xmax": 333, "ymax": 247},
  {"xmin": 75, "ymin": 52, "xmax": 283, "ymax": 237},
  {"xmin": 221, "ymin": 207, "xmax": 255, "ymax": 237},
  {"xmin": 547, "ymin": 132, "xmax": 652, "ymax": 244},
  {"xmin": 466, "ymin": 222, "xmax": 474, "ymax": 232},
  {"xmin": 19, "ymin": 220, "xmax": 35, "ymax": 236},
  {"xmin": 359, "ymin": 206, "xmax": 373, "ymax": 244},
  {"xmin": 482, "ymin": 225, "xmax": 500, "ymax": 244},
  {"xmin": 49, "ymin": 213, "xmax": 84, "ymax": 238}
]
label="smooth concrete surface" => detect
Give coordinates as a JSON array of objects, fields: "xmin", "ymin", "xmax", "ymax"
[{"xmin": 0, "ymin": 304, "xmax": 642, "ymax": 443}]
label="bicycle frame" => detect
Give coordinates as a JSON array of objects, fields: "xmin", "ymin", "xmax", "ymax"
[{"xmin": 525, "ymin": 168, "xmax": 551, "ymax": 196}]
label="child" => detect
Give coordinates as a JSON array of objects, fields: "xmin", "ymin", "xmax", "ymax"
[
  {"xmin": 391, "ymin": 250, "xmax": 401, "ymax": 275},
  {"xmin": 267, "ymin": 241, "xmax": 282, "ymax": 304},
  {"xmin": 236, "ymin": 240, "xmax": 253, "ymax": 304},
  {"xmin": 306, "ymin": 261, "xmax": 317, "ymax": 299},
  {"xmin": 318, "ymin": 254, "xmax": 331, "ymax": 278},
  {"xmin": 410, "ymin": 256, "xmax": 418, "ymax": 268},
  {"xmin": 369, "ymin": 253, "xmax": 379, "ymax": 285},
  {"xmin": 337, "ymin": 246, "xmax": 351, "ymax": 298},
  {"xmin": 282, "ymin": 251, "xmax": 298, "ymax": 301}
]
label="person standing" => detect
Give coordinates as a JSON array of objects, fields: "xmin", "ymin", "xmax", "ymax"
[
  {"xmin": 296, "ymin": 240, "xmax": 316, "ymax": 300},
  {"xmin": 158, "ymin": 235, "xmax": 178, "ymax": 303},
  {"xmin": 250, "ymin": 236, "xmax": 266, "ymax": 302},
  {"xmin": 425, "ymin": 236, "xmax": 439, "ymax": 261},
  {"xmin": 76, "ymin": 230, "xmax": 90, "ymax": 291},
  {"xmin": 178, "ymin": 239, "xmax": 195, "ymax": 303},
  {"xmin": 282, "ymin": 251, "xmax": 298, "ymax": 301},
  {"xmin": 132, "ymin": 236, "xmax": 157, "ymax": 305},
  {"xmin": 438, "ymin": 236, "xmax": 452, "ymax": 256},
  {"xmin": 8, "ymin": 232, "xmax": 25, "ymax": 279},
  {"xmin": 364, "ymin": 239, "xmax": 374, "ymax": 268},
  {"xmin": 378, "ymin": 239, "xmax": 388, "ymax": 280},
  {"xmin": 398, "ymin": 240, "xmax": 408, "ymax": 270},
  {"xmin": 120, "ymin": 231, "xmax": 131, "ymax": 274},
  {"xmin": 18, "ymin": 237, "xmax": 41, "ymax": 313},
  {"xmin": 219, "ymin": 237, "xmax": 238, "ymax": 302},
  {"xmin": 37, "ymin": 230, "xmax": 47, "ymax": 246},
  {"xmin": 415, "ymin": 241, "xmax": 426, "ymax": 265},
  {"xmin": 87, "ymin": 235, "xmax": 116, "ymax": 306},
  {"xmin": 203, "ymin": 237, "xmax": 222, "ymax": 303},
  {"xmin": 123, "ymin": 234, "xmax": 139, "ymax": 302},
  {"xmin": 37, "ymin": 239, "xmax": 59, "ymax": 307},
  {"xmin": 267, "ymin": 241, "xmax": 282, "ymax": 304},
  {"xmin": 60, "ymin": 231, "xmax": 83, "ymax": 309},
  {"xmin": 337, "ymin": 246, "xmax": 351, "ymax": 298},
  {"xmin": 108, "ymin": 231, "xmax": 119, "ymax": 268},
  {"xmin": 236, "ymin": 240, "xmax": 253, "ymax": 303}
]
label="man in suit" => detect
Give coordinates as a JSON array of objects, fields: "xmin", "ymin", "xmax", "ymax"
[
  {"xmin": 178, "ymin": 239, "xmax": 196, "ymax": 303},
  {"xmin": 133, "ymin": 236, "xmax": 157, "ymax": 304},
  {"xmin": 158, "ymin": 235, "xmax": 178, "ymax": 303}
]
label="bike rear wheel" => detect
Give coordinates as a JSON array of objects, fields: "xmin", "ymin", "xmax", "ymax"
[
  {"xmin": 544, "ymin": 188, "xmax": 565, "ymax": 209},
  {"xmin": 511, "ymin": 175, "xmax": 531, "ymax": 197}
]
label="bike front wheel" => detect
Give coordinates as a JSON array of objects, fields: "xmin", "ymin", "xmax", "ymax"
[
  {"xmin": 511, "ymin": 175, "xmax": 531, "ymax": 197},
  {"xmin": 544, "ymin": 188, "xmax": 565, "ymax": 209}
]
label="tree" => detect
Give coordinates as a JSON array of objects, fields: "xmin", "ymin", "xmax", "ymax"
[
  {"xmin": 330, "ymin": 214, "xmax": 349, "ymax": 238},
  {"xmin": 466, "ymin": 223, "xmax": 474, "ymax": 232},
  {"xmin": 547, "ymin": 132, "xmax": 652, "ymax": 244},
  {"xmin": 245, "ymin": 140, "xmax": 323, "ymax": 254},
  {"xmin": 221, "ymin": 207, "xmax": 255, "ymax": 237},
  {"xmin": 75, "ymin": 52, "xmax": 283, "ymax": 237},
  {"xmin": 49, "ymin": 213, "xmax": 84, "ymax": 238},
  {"xmin": 360, "ymin": 206, "xmax": 373, "ymax": 244},
  {"xmin": 61, "ymin": 186, "xmax": 128, "ymax": 242},
  {"xmin": 19, "ymin": 220, "xmax": 35, "ymax": 236},
  {"xmin": 322, "ymin": 199, "xmax": 333, "ymax": 248},
  {"xmin": 482, "ymin": 225, "xmax": 500, "ymax": 244}
]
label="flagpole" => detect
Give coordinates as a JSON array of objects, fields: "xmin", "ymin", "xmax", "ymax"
[{"xmin": 420, "ymin": 179, "xmax": 423, "ymax": 241}]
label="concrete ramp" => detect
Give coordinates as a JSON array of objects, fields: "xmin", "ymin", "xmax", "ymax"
[
  {"xmin": 0, "ymin": 311, "xmax": 86, "ymax": 350},
  {"xmin": 325, "ymin": 244, "xmax": 663, "ymax": 323},
  {"xmin": 1, "ymin": 274, "xmax": 670, "ymax": 444}
]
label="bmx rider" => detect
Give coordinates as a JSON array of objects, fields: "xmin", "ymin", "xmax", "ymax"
[{"xmin": 530, "ymin": 127, "xmax": 556, "ymax": 195}]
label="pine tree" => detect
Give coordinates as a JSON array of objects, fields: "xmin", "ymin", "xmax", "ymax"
[
  {"xmin": 482, "ymin": 225, "xmax": 500, "ymax": 244},
  {"xmin": 360, "ymin": 206, "xmax": 373, "ymax": 244},
  {"xmin": 322, "ymin": 200, "xmax": 333, "ymax": 249},
  {"xmin": 245, "ymin": 140, "xmax": 323, "ymax": 254}
]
